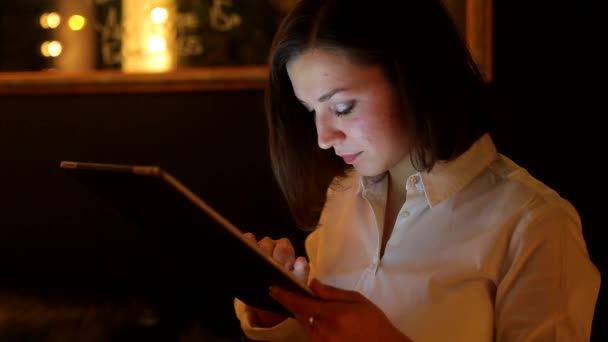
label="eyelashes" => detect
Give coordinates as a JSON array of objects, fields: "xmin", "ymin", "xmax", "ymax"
[
  {"xmin": 300, "ymin": 100, "xmax": 357, "ymax": 117},
  {"xmin": 334, "ymin": 100, "xmax": 356, "ymax": 116}
]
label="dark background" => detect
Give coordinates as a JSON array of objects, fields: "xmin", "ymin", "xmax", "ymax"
[
  {"xmin": 0, "ymin": 90, "xmax": 306, "ymax": 341},
  {"xmin": 0, "ymin": 1, "xmax": 604, "ymax": 341},
  {"xmin": 493, "ymin": 1, "xmax": 604, "ymax": 341}
]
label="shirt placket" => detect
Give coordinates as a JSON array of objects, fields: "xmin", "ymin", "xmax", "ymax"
[{"xmin": 355, "ymin": 180, "xmax": 388, "ymax": 294}]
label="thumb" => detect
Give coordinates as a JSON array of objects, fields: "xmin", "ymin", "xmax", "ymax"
[
  {"xmin": 293, "ymin": 256, "xmax": 309, "ymax": 283},
  {"xmin": 309, "ymin": 278, "xmax": 362, "ymax": 302}
]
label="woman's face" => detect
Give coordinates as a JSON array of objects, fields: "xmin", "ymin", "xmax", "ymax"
[{"xmin": 286, "ymin": 48, "xmax": 410, "ymax": 177}]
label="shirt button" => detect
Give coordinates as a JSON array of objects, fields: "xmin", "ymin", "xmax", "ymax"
[
  {"xmin": 412, "ymin": 176, "xmax": 419, "ymax": 185},
  {"xmin": 401, "ymin": 210, "xmax": 410, "ymax": 217}
]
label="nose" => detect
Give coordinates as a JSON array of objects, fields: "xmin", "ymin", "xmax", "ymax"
[{"xmin": 315, "ymin": 114, "xmax": 344, "ymax": 149}]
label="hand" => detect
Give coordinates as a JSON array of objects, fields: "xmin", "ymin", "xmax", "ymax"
[
  {"xmin": 242, "ymin": 232, "xmax": 310, "ymax": 327},
  {"xmin": 270, "ymin": 278, "xmax": 412, "ymax": 342}
]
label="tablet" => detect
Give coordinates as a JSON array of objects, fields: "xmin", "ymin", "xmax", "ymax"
[{"xmin": 59, "ymin": 160, "xmax": 314, "ymax": 317}]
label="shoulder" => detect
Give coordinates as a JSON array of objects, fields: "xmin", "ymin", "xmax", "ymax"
[
  {"xmin": 483, "ymin": 154, "xmax": 587, "ymax": 257},
  {"xmin": 452, "ymin": 152, "xmax": 585, "ymax": 258},
  {"xmin": 487, "ymin": 154, "xmax": 578, "ymax": 217}
]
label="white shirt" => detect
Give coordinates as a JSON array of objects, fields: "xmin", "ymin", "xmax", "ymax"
[{"xmin": 235, "ymin": 133, "xmax": 600, "ymax": 341}]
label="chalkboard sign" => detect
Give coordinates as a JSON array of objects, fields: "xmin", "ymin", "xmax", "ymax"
[{"xmin": 95, "ymin": 0, "xmax": 296, "ymax": 70}]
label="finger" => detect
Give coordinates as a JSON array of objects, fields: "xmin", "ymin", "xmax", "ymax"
[
  {"xmin": 258, "ymin": 237, "xmax": 275, "ymax": 257},
  {"xmin": 273, "ymin": 238, "xmax": 296, "ymax": 270},
  {"xmin": 309, "ymin": 278, "xmax": 362, "ymax": 302},
  {"xmin": 293, "ymin": 256, "xmax": 309, "ymax": 283},
  {"xmin": 242, "ymin": 232, "xmax": 256, "ymax": 244}
]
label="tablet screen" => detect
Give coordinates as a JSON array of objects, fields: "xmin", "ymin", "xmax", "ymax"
[{"xmin": 59, "ymin": 161, "xmax": 313, "ymax": 317}]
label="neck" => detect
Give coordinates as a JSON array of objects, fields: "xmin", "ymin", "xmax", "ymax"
[{"xmin": 388, "ymin": 155, "xmax": 416, "ymax": 197}]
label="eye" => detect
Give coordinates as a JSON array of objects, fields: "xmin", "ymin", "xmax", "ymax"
[{"xmin": 334, "ymin": 101, "xmax": 355, "ymax": 116}]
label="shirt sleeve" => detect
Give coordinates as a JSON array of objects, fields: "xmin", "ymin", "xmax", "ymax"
[
  {"xmin": 495, "ymin": 200, "xmax": 601, "ymax": 341},
  {"xmin": 233, "ymin": 298, "xmax": 309, "ymax": 342}
]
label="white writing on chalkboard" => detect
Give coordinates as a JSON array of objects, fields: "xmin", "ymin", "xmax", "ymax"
[
  {"xmin": 93, "ymin": 0, "xmax": 261, "ymax": 67},
  {"xmin": 210, "ymin": 0, "xmax": 242, "ymax": 32},
  {"xmin": 175, "ymin": 12, "xmax": 204, "ymax": 57}
]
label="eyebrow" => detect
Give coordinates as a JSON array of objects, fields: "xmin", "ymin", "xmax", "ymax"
[{"xmin": 318, "ymin": 88, "xmax": 347, "ymax": 102}]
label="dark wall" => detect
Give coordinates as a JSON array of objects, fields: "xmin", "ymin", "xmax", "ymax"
[{"xmin": 0, "ymin": 90, "xmax": 308, "ymax": 340}]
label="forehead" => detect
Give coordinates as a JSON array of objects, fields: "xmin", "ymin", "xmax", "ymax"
[
  {"xmin": 287, "ymin": 48, "xmax": 352, "ymax": 71},
  {"xmin": 286, "ymin": 48, "xmax": 384, "ymax": 98}
]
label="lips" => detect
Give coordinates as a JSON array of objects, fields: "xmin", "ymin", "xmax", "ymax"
[{"xmin": 339, "ymin": 152, "xmax": 362, "ymax": 164}]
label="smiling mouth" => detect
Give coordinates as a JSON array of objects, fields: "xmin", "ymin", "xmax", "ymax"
[{"xmin": 340, "ymin": 152, "xmax": 362, "ymax": 164}]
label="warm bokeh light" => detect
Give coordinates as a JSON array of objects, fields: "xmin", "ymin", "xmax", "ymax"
[
  {"xmin": 147, "ymin": 36, "xmax": 167, "ymax": 53},
  {"xmin": 150, "ymin": 7, "xmax": 169, "ymax": 24},
  {"xmin": 41, "ymin": 41, "xmax": 63, "ymax": 57},
  {"xmin": 40, "ymin": 12, "xmax": 61, "ymax": 29},
  {"xmin": 122, "ymin": 0, "xmax": 176, "ymax": 72},
  {"xmin": 39, "ymin": 13, "xmax": 50, "ymax": 28},
  {"xmin": 68, "ymin": 15, "xmax": 86, "ymax": 31}
]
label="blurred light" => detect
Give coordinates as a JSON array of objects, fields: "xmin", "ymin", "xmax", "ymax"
[
  {"xmin": 150, "ymin": 7, "xmax": 169, "ymax": 24},
  {"xmin": 122, "ymin": 0, "xmax": 176, "ymax": 72},
  {"xmin": 39, "ymin": 14, "xmax": 48, "ymax": 28},
  {"xmin": 40, "ymin": 12, "xmax": 61, "ymax": 29},
  {"xmin": 147, "ymin": 36, "xmax": 166, "ymax": 52},
  {"xmin": 41, "ymin": 40, "xmax": 63, "ymax": 57},
  {"xmin": 68, "ymin": 15, "xmax": 86, "ymax": 31}
]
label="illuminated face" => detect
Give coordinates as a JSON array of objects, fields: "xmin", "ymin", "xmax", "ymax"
[{"xmin": 286, "ymin": 49, "xmax": 410, "ymax": 177}]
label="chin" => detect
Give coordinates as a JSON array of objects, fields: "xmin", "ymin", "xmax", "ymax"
[{"xmin": 353, "ymin": 165, "xmax": 385, "ymax": 178}]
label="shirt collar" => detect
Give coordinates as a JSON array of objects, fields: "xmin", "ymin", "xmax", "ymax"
[
  {"xmin": 355, "ymin": 133, "xmax": 497, "ymax": 207},
  {"xmin": 421, "ymin": 133, "xmax": 497, "ymax": 207}
]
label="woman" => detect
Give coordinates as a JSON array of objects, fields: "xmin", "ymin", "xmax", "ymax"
[{"xmin": 234, "ymin": 0, "xmax": 600, "ymax": 341}]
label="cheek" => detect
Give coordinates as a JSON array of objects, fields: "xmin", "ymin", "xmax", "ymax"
[
  {"xmin": 348, "ymin": 116, "xmax": 375, "ymax": 146},
  {"xmin": 350, "ymin": 117, "xmax": 390, "ymax": 152},
  {"xmin": 347, "ymin": 103, "xmax": 407, "ymax": 151},
  {"xmin": 383, "ymin": 101, "xmax": 409, "ymax": 137},
  {"xmin": 366, "ymin": 112, "xmax": 409, "ymax": 158}
]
